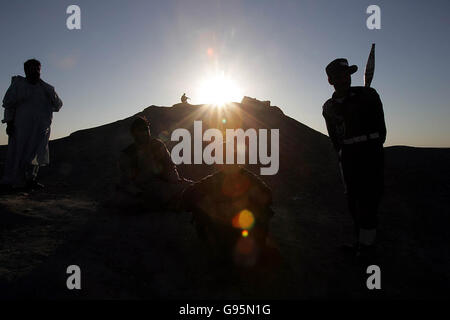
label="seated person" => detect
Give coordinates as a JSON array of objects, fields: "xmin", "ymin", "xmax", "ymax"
[{"xmin": 112, "ymin": 116, "xmax": 192, "ymax": 213}]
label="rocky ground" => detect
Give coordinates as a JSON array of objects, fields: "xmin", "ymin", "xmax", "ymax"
[
  {"xmin": 0, "ymin": 173, "xmax": 448, "ymax": 299},
  {"xmin": 0, "ymin": 104, "xmax": 449, "ymax": 299}
]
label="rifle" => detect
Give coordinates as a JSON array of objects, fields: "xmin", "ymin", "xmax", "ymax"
[{"xmin": 364, "ymin": 43, "xmax": 375, "ymax": 87}]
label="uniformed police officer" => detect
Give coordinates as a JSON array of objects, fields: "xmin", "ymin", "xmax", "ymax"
[{"xmin": 322, "ymin": 58, "xmax": 386, "ymax": 259}]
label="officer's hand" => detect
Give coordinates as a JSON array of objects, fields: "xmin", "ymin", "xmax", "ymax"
[{"xmin": 6, "ymin": 122, "xmax": 14, "ymax": 136}]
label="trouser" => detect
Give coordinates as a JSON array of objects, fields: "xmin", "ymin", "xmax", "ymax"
[
  {"xmin": 25, "ymin": 164, "xmax": 40, "ymax": 183},
  {"xmin": 341, "ymin": 141, "xmax": 384, "ymax": 245},
  {"xmin": 347, "ymin": 192, "xmax": 381, "ymax": 231}
]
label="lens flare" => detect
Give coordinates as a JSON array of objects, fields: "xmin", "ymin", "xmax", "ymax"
[
  {"xmin": 232, "ymin": 209, "xmax": 255, "ymax": 230},
  {"xmin": 242, "ymin": 230, "xmax": 249, "ymax": 237}
]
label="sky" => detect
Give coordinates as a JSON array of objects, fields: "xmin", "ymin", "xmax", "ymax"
[{"xmin": 0, "ymin": 0, "xmax": 449, "ymax": 147}]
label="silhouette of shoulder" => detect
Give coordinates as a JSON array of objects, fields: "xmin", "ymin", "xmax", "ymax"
[
  {"xmin": 351, "ymin": 86, "xmax": 379, "ymax": 99},
  {"xmin": 10, "ymin": 75, "xmax": 27, "ymax": 85},
  {"xmin": 121, "ymin": 143, "xmax": 137, "ymax": 157},
  {"xmin": 39, "ymin": 79, "xmax": 55, "ymax": 90},
  {"xmin": 149, "ymin": 137, "xmax": 167, "ymax": 149},
  {"xmin": 322, "ymin": 98, "xmax": 335, "ymax": 116},
  {"xmin": 239, "ymin": 167, "xmax": 272, "ymax": 206},
  {"xmin": 149, "ymin": 137, "xmax": 171, "ymax": 158},
  {"xmin": 323, "ymin": 87, "xmax": 380, "ymax": 115},
  {"xmin": 239, "ymin": 167, "xmax": 271, "ymax": 191},
  {"xmin": 189, "ymin": 167, "xmax": 272, "ymax": 205}
]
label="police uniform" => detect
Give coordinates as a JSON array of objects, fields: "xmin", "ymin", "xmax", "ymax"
[{"xmin": 322, "ymin": 85, "xmax": 386, "ymax": 245}]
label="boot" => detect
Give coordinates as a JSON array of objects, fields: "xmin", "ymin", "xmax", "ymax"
[
  {"xmin": 26, "ymin": 179, "xmax": 45, "ymax": 191},
  {"xmin": 356, "ymin": 243, "xmax": 377, "ymax": 264},
  {"xmin": 0, "ymin": 183, "xmax": 13, "ymax": 195}
]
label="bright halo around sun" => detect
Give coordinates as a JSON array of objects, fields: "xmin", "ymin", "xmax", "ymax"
[{"xmin": 197, "ymin": 73, "xmax": 243, "ymax": 107}]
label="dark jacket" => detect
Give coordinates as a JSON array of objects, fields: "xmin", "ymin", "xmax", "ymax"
[
  {"xmin": 183, "ymin": 166, "xmax": 273, "ymax": 224},
  {"xmin": 322, "ymin": 86, "xmax": 386, "ymax": 152}
]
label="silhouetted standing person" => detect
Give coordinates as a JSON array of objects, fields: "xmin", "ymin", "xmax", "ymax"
[
  {"xmin": 322, "ymin": 58, "xmax": 386, "ymax": 260},
  {"xmin": 181, "ymin": 93, "xmax": 190, "ymax": 104},
  {"xmin": 1, "ymin": 59, "xmax": 63, "ymax": 192}
]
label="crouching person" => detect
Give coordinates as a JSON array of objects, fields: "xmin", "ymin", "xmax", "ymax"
[
  {"xmin": 182, "ymin": 163, "xmax": 274, "ymax": 266},
  {"xmin": 110, "ymin": 116, "xmax": 192, "ymax": 214}
]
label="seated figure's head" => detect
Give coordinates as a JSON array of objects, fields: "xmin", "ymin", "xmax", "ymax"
[{"xmin": 130, "ymin": 116, "xmax": 151, "ymax": 145}]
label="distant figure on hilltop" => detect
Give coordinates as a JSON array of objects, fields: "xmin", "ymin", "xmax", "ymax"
[
  {"xmin": 322, "ymin": 58, "xmax": 386, "ymax": 262},
  {"xmin": 0, "ymin": 59, "xmax": 63, "ymax": 193},
  {"xmin": 111, "ymin": 116, "xmax": 192, "ymax": 212},
  {"xmin": 181, "ymin": 93, "xmax": 190, "ymax": 104}
]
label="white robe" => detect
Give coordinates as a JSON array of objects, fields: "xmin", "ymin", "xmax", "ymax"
[{"xmin": 1, "ymin": 76, "xmax": 63, "ymax": 185}]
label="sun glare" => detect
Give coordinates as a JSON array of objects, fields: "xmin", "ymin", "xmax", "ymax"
[{"xmin": 197, "ymin": 73, "xmax": 242, "ymax": 107}]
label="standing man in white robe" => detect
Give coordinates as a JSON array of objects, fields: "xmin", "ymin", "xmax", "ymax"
[{"xmin": 1, "ymin": 59, "xmax": 63, "ymax": 192}]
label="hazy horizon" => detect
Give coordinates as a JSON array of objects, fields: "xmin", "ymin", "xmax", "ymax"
[{"xmin": 1, "ymin": 0, "xmax": 449, "ymax": 148}]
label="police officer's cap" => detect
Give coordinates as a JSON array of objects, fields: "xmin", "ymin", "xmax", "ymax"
[{"xmin": 326, "ymin": 58, "xmax": 358, "ymax": 79}]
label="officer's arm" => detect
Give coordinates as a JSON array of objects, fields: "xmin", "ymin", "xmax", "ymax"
[
  {"xmin": 370, "ymin": 89, "xmax": 387, "ymax": 144},
  {"xmin": 322, "ymin": 107, "xmax": 340, "ymax": 152}
]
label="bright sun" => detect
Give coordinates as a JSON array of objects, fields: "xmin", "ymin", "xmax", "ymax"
[{"xmin": 197, "ymin": 73, "xmax": 243, "ymax": 107}]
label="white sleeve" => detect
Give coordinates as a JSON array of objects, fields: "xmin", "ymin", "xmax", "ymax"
[
  {"xmin": 48, "ymin": 85, "xmax": 63, "ymax": 112},
  {"xmin": 52, "ymin": 90, "xmax": 63, "ymax": 112}
]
